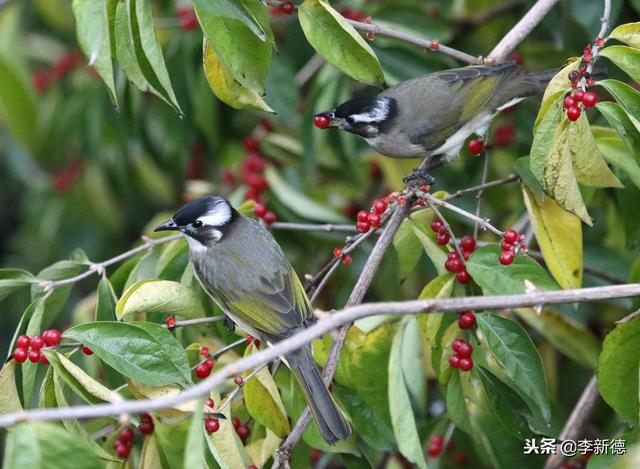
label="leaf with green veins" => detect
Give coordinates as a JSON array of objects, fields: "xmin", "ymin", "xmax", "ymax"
[
  {"xmin": 72, "ymin": 0, "xmax": 117, "ymax": 106},
  {"xmin": 388, "ymin": 322, "xmax": 427, "ymax": 469},
  {"xmin": 600, "ymin": 46, "xmax": 640, "ymax": 83},
  {"xmin": 597, "ymin": 316, "xmax": 640, "ymax": 425},
  {"xmin": 127, "ymin": 0, "xmax": 181, "ymax": 113},
  {"xmin": 596, "ymin": 135, "xmax": 640, "ymax": 189},
  {"xmin": 0, "ymin": 362, "xmax": 22, "ymax": 414},
  {"xmin": 3, "ymin": 422, "xmax": 104, "ymax": 469},
  {"xmin": 298, "ymin": 0, "xmax": 384, "ymax": 86},
  {"xmin": 416, "ymin": 273, "xmax": 455, "ymax": 347},
  {"xmin": 113, "ymin": 0, "xmax": 147, "ymax": 90},
  {"xmin": 608, "ymin": 22, "xmax": 640, "ymax": 48},
  {"xmin": 446, "ymin": 370, "xmax": 472, "ymax": 434},
  {"xmin": 243, "ymin": 344, "xmax": 290, "ymax": 437},
  {"xmin": 513, "ymin": 308, "xmax": 600, "ymax": 369},
  {"xmin": 476, "ymin": 315, "xmax": 551, "ymax": 424},
  {"xmin": 540, "ymin": 59, "xmax": 578, "ymax": 105},
  {"xmin": 522, "ymin": 187, "xmax": 582, "ymax": 289},
  {"xmin": 412, "ymin": 224, "xmax": 448, "ymax": 275},
  {"xmin": 63, "ymin": 321, "xmax": 192, "ymax": 387},
  {"xmin": 115, "ymin": 280, "xmax": 204, "ymax": 320},
  {"xmin": 203, "ymin": 39, "xmax": 274, "ymax": 112},
  {"xmin": 184, "ymin": 398, "xmax": 208, "ymax": 469},
  {"xmin": 530, "ymin": 92, "xmax": 564, "ymax": 181},
  {"xmin": 43, "ymin": 350, "xmax": 115, "ymax": 404},
  {"xmin": 192, "ymin": 0, "xmax": 267, "ymax": 41},
  {"xmin": 568, "ymin": 112, "xmax": 623, "ymax": 188},
  {"xmin": 476, "ymin": 366, "xmax": 532, "ymax": 439},
  {"xmin": 195, "ymin": 0, "xmax": 271, "ymax": 93},
  {"xmin": 96, "ymin": 277, "xmax": 117, "ymax": 322},
  {"xmin": 0, "ymin": 269, "xmax": 35, "ymax": 304},
  {"xmin": 265, "ymin": 167, "xmax": 347, "ymax": 222},
  {"xmin": 598, "ymin": 80, "xmax": 640, "ymax": 133},
  {"xmin": 597, "ymin": 101, "xmax": 640, "ymax": 156}
]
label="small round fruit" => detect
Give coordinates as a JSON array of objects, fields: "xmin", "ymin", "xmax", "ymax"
[
  {"xmin": 280, "ymin": 0, "xmax": 294, "ymax": 14},
  {"xmin": 372, "ymin": 199, "xmax": 387, "ymax": 214},
  {"xmin": 457, "ymin": 342, "xmax": 473, "ymax": 358},
  {"xmin": 28, "ymin": 350, "xmax": 41, "ymax": 363},
  {"xmin": 313, "ymin": 115, "xmax": 331, "ymax": 128},
  {"xmin": 139, "ymin": 421, "xmax": 155, "ymax": 435},
  {"xmin": 503, "ymin": 229, "xmax": 518, "ymax": 244},
  {"xmin": 582, "ymin": 91, "xmax": 598, "ymax": 107},
  {"xmin": 427, "ymin": 443, "xmax": 442, "ymax": 458},
  {"xmin": 30, "ymin": 335, "xmax": 44, "ymax": 351},
  {"xmin": 81, "ymin": 344, "xmax": 93, "ymax": 355},
  {"xmin": 253, "ymin": 203, "xmax": 267, "ymax": 218},
  {"xmin": 368, "ymin": 212, "xmax": 381, "ymax": 228},
  {"xmin": 448, "ymin": 354, "xmax": 460, "ymax": 368},
  {"xmin": 458, "ymin": 311, "xmax": 476, "ymax": 329},
  {"xmin": 16, "ymin": 335, "xmax": 30, "ymax": 349},
  {"xmin": 205, "ymin": 418, "xmax": 220, "ymax": 433},
  {"xmin": 500, "ymin": 240, "xmax": 514, "ymax": 251},
  {"xmin": 13, "ymin": 347, "xmax": 28, "ymax": 363},
  {"xmin": 242, "ymin": 137, "xmax": 260, "ymax": 152},
  {"xmin": 499, "ymin": 251, "xmax": 515, "ymax": 266},
  {"xmin": 458, "ymin": 357, "xmax": 474, "ymax": 372},
  {"xmin": 115, "ymin": 441, "xmax": 132, "ymax": 458},
  {"xmin": 435, "ymin": 232, "xmax": 449, "ymax": 245},
  {"xmin": 234, "ymin": 376, "xmax": 244, "ymax": 386},
  {"xmin": 195, "ymin": 363, "xmax": 211, "ymax": 379},
  {"xmin": 468, "ymin": 139, "xmax": 484, "ymax": 155},
  {"xmin": 356, "ymin": 221, "xmax": 370, "ymax": 233},
  {"xmin": 120, "ymin": 427, "xmax": 134, "ymax": 443},
  {"xmin": 232, "ymin": 416, "xmax": 241, "ymax": 429},
  {"xmin": 452, "ymin": 338, "xmax": 465, "ymax": 352},
  {"xmin": 236, "ymin": 425, "xmax": 251, "ymax": 440},
  {"xmin": 357, "ymin": 210, "xmax": 369, "ymax": 222},
  {"xmin": 567, "ymin": 106, "xmax": 581, "ymax": 121},
  {"xmin": 431, "ymin": 220, "xmax": 444, "ymax": 232},
  {"xmin": 206, "ymin": 398, "xmax": 215, "ymax": 408},
  {"xmin": 39, "ymin": 353, "xmax": 49, "ymax": 365},
  {"xmin": 43, "ymin": 329, "xmax": 62, "ymax": 346},
  {"xmin": 461, "ymin": 235, "xmax": 476, "ymax": 252},
  {"xmin": 574, "ymin": 89, "xmax": 585, "ymax": 102},
  {"xmin": 563, "ymin": 95, "xmax": 576, "ymax": 109},
  {"xmin": 456, "ymin": 270, "xmax": 471, "ymax": 284},
  {"xmin": 263, "ymin": 211, "xmax": 276, "ymax": 225}
]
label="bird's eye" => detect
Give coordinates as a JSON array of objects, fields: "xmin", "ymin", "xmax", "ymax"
[
  {"xmin": 346, "ymin": 117, "xmax": 355, "ymax": 125},
  {"xmin": 192, "ymin": 220, "xmax": 203, "ymax": 228}
]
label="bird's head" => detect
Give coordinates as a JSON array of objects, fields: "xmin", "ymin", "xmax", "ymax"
[
  {"xmin": 154, "ymin": 195, "xmax": 236, "ymax": 251},
  {"xmin": 314, "ymin": 96, "xmax": 397, "ymax": 139}
]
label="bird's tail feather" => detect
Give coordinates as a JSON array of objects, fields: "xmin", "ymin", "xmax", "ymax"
[{"xmin": 286, "ymin": 347, "xmax": 351, "ymax": 444}]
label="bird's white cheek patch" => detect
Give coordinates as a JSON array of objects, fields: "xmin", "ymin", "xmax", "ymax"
[{"xmin": 198, "ymin": 205, "xmax": 231, "ymax": 227}]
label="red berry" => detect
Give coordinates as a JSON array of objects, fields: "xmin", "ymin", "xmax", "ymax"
[
  {"xmin": 461, "ymin": 235, "xmax": 476, "ymax": 252},
  {"xmin": 13, "ymin": 348, "xmax": 28, "ymax": 363},
  {"xmin": 368, "ymin": 212, "xmax": 381, "ymax": 228},
  {"xmin": 205, "ymin": 417, "xmax": 220, "ymax": 433},
  {"xmin": 435, "ymin": 232, "xmax": 449, "ymax": 245},
  {"xmin": 313, "ymin": 115, "xmax": 331, "ymax": 129},
  {"xmin": 81, "ymin": 344, "xmax": 93, "ymax": 355},
  {"xmin": 582, "ymin": 91, "xmax": 598, "ymax": 107},
  {"xmin": 458, "ymin": 311, "xmax": 476, "ymax": 329},
  {"xmin": 221, "ymin": 169, "xmax": 236, "ymax": 186},
  {"xmin": 263, "ymin": 211, "xmax": 276, "ymax": 225},
  {"xmin": 179, "ymin": 13, "xmax": 198, "ymax": 30},
  {"xmin": 431, "ymin": 220, "xmax": 443, "ymax": 233},
  {"xmin": 582, "ymin": 53, "xmax": 592, "ymax": 63},
  {"xmin": 244, "ymin": 173, "xmax": 268, "ymax": 191},
  {"xmin": 166, "ymin": 315, "xmax": 176, "ymax": 328},
  {"xmin": 454, "ymin": 452, "xmax": 468, "ymax": 465},
  {"xmin": 253, "ymin": 339, "xmax": 261, "ymax": 348},
  {"xmin": 139, "ymin": 421, "xmax": 154, "ymax": 434},
  {"xmin": 494, "ymin": 122, "xmax": 516, "ymax": 147},
  {"xmin": 456, "ymin": 269, "xmax": 471, "ymax": 284},
  {"xmin": 245, "ymin": 188, "xmax": 262, "ymax": 203},
  {"xmin": 232, "ymin": 416, "xmax": 241, "ymax": 429},
  {"xmin": 458, "ymin": 357, "xmax": 474, "ymax": 372},
  {"xmin": 397, "ymin": 196, "xmax": 405, "ymax": 205},
  {"xmin": 333, "ymin": 248, "xmax": 343, "ymax": 258},
  {"xmin": 120, "ymin": 427, "xmax": 134, "ymax": 443},
  {"xmin": 563, "ymin": 95, "xmax": 576, "ymax": 109},
  {"xmin": 236, "ymin": 425, "xmax": 250, "ymax": 440},
  {"xmin": 201, "ymin": 347, "xmax": 210, "ymax": 357},
  {"xmin": 203, "ymin": 358, "xmax": 215, "ymax": 370},
  {"xmin": 140, "ymin": 412, "xmax": 152, "ymax": 422},
  {"xmin": 280, "ymin": 0, "xmax": 294, "ymax": 14},
  {"xmin": 500, "ymin": 240, "xmax": 514, "ymax": 251},
  {"xmin": 431, "ymin": 435, "xmax": 443, "ymax": 446},
  {"xmin": 243, "ymin": 137, "xmax": 260, "ymax": 153},
  {"xmin": 567, "ymin": 106, "xmax": 581, "ymax": 121},
  {"xmin": 242, "ymin": 153, "xmax": 266, "ymax": 173},
  {"xmin": 499, "ymin": 251, "xmax": 515, "ymax": 265},
  {"xmin": 206, "ymin": 398, "xmax": 215, "ymax": 408},
  {"xmin": 366, "ymin": 32, "xmax": 376, "ymax": 41},
  {"xmin": 357, "ymin": 210, "xmax": 369, "ymax": 222},
  {"xmin": 430, "ymin": 39, "xmax": 439, "ymax": 51},
  {"xmin": 16, "ymin": 335, "xmax": 30, "ymax": 349},
  {"xmin": 115, "ymin": 441, "xmax": 132, "ymax": 458},
  {"xmin": 457, "ymin": 342, "xmax": 473, "ymax": 358},
  {"xmin": 234, "ymin": 376, "xmax": 244, "ymax": 386},
  {"xmin": 574, "ymin": 89, "xmax": 585, "ymax": 102},
  {"xmin": 248, "ymin": 466, "xmax": 258, "ymax": 469},
  {"xmin": 30, "ymin": 336, "xmax": 44, "ymax": 351},
  {"xmin": 28, "ymin": 350, "xmax": 41, "ymax": 363},
  {"xmin": 503, "ymin": 229, "xmax": 518, "ymax": 244},
  {"xmin": 427, "ymin": 443, "xmax": 442, "ymax": 458},
  {"xmin": 356, "ymin": 221, "xmax": 370, "ymax": 233},
  {"xmin": 447, "ymin": 251, "xmax": 460, "ymax": 260},
  {"xmin": 341, "ymin": 255, "xmax": 352, "ymax": 265},
  {"xmin": 43, "ymin": 329, "xmax": 62, "ymax": 346},
  {"xmin": 253, "ymin": 203, "xmax": 267, "ymax": 218},
  {"xmin": 449, "ymin": 258, "xmax": 464, "ymax": 273},
  {"xmin": 468, "ymin": 139, "xmax": 484, "ymax": 155},
  {"xmin": 596, "ymin": 37, "xmax": 604, "ymax": 47},
  {"xmin": 39, "ymin": 353, "xmax": 49, "ymax": 365},
  {"xmin": 449, "ymin": 354, "xmax": 460, "ymax": 368},
  {"xmin": 452, "ymin": 339, "xmax": 465, "ymax": 352},
  {"xmin": 195, "ymin": 363, "xmax": 211, "ymax": 379},
  {"xmin": 32, "ymin": 70, "xmax": 51, "ymax": 93},
  {"xmin": 372, "ymin": 199, "xmax": 387, "ymax": 214}
]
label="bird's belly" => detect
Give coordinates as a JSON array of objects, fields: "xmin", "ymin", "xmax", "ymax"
[{"xmin": 364, "ymin": 135, "xmax": 425, "ymax": 159}]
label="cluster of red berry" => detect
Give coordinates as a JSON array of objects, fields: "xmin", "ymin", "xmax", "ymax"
[
  {"xmin": 270, "ymin": 0, "xmax": 294, "ymax": 15},
  {"xmin": 443, "ymin": 234, "xmax": 476, "ymax": 284},
  {"xmin": 113, "ymin": 427, "xmax": 135, "ymax": 459},
  {"xmin": 498, "ymin": 228, "xmax": 524, "ymax": 265},
  {"xmin": 449, "ymin": 338, "xmax": 473, "ymax": 372},
  {"xmin": 232, "ymin": 416, "xmax": 251, "ymax": 442},
  {"xmin": 12, "ymin": 330, "xmax": 61, "ymax": 365},
  {"xmin": 563, "ymin": 89, "xmax": 598, "ymax": 122},
  {"xmin": 195, "ymin": 347, "xmax": 216, "ymax": 379},
  {"xmin": 333, "ymin": 247, "xmax": 352, "ymax": 266},
  {"xmin": 494, "ymin": 122, "xmax": 515, "ymax": 147},
  {"xmin": 32, "ymin": 51, "xmax": 84, "ymax": 93},
  {"xmin": 176, "ymin": 5, "xmax": 198, "ymax": 30},
  {"xmin": 355, "ymin": 197, "xmax": 387, "ymax": 233},
  {"xmin": 427, "ymin": 434, "xmax": 444, "ymax": 458}
]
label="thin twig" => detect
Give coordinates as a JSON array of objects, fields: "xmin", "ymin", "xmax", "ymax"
[
  {"xmin": 488, "ymin": 0, "xmax": 561, "ymax": 62},
  {"xmin": 171, "ymin": 316, "xmax": 227, "ymax": 328},
  {"xmin": 421, "ymin": 193, "xmax": 504, "ymax": 237},
  {"xmin": 2, "ymin": 282, "xmax": 640, "ymax": 428},
  {"xmin": 473, "ymin": 150, "xmax": 492, "ymax": 239},
  {"xmin": 294, "ymin": 54, "xmax": 325, "ymax": 87},
  {"xmin": 581, "ymin": 0, "xmax": 611, "ymax": 88},
  {"xmin": 443, "ymin": 173, "xmax": 520, "ymax": 201},
  {"xmin": 211, "ymin": 338, "xmax": 246, "ymax": 359},
  {"xmin": 426, "ymin": 199, "xmax": 466, "ymax": 263}
]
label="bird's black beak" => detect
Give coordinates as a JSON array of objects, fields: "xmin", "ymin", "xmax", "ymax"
[{"xmin": 154, "ymin": 220, "xmax": 180, "ymax": 232}]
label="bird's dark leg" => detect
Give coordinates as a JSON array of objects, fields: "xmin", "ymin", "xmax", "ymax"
[
  {"xmin": 224, "ymin": 315, "xmax": 236, "ymax": 333},
  {"xmin": 402, "ymin": 155, "xmax": 444, "ymax": 186}
]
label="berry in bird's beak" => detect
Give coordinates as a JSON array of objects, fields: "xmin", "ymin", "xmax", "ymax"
[{"xmin": 313, "ymin": 115, "xmax": 332, "ymax": 129}]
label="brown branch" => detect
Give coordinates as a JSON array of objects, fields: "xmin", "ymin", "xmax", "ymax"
[{"xmin": 444, "ymin": 173, "xmax": 520, "ymax": 202}]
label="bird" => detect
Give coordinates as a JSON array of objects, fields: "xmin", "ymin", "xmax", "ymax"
[
  {"xmin": 154, "ymin": 195, "xmax": 351, "ymax": 444},
  {"xmin": 314, "ymin": 61, "xmax": 555, "ymax": 182}
]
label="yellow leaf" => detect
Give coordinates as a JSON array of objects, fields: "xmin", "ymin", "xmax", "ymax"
[
  {"xmin": 608, "ymin": 22, "xmax": 640, "ymax": 49},
  {"xmin": 522, "ymin": 188, "xmax": 582, "ymax": 289}
]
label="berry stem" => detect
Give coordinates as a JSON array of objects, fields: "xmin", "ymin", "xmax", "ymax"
[
  {"xmin": 216, "ymin": 361, "xmax": 275, "ymax": 413},
  {"xmin": 579, "ymin": 0, "xmax": 611, "ymax": 91},
  {"xmin": 425, "ymin": 199, "xmax": 466, "ymax": 265}
]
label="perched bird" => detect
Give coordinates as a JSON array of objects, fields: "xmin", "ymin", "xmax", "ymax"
[
  {"xmin": 154, "ymin": 196, "xmax": 351, "ymax": 443},
  {"xmin": 314, "ymin": 61, "xmax": 554, "ymax": 181}
]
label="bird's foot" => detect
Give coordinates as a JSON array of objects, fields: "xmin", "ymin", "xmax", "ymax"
[
  {"xmin": 403, "ymin": 167, "xmax": 436, "ymax": 187},
  {"xmin": 224, "ymin": 317, "xmax": 236, "ymax": 334}
]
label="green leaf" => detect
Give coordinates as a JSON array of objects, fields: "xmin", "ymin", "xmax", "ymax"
[
  {"xmin": 113, "ymin": 0, "xmax": 147, "ymax": 90},
  {"xmin": 22, "ymin": 298, "xmax": 47, "ymax": 407},
  {"xmin": 3, "ymin": 422, "xmax": 103, "ymax": 469},
  {"xmin": 126, "ymin": 0, "xmax": 181, "ymax": 113},
  {"xmin": 116, "ymin": 279, "xmax": 204, "ymax": 320},
  {"xmin": 522, "ymin": 187, "xmax": 582, "ymax": 289},
  {"xmin": 0, "ymin": 55, "xmax": 37, "ymax": 151},
  {"xmin": 0, "ymin": 362, "xmax": 22, "ymax": 414},
  {"xmin": 388, "ymin": 321, "xmax": 427, "ymax": 469},
  {"xmin": 417, "ymin": 273, "xmax": 455, "ymax": 347},
  {"xmin": 476, "ymin": 315, "xmax": 551, "ymax": 425},
  {"xmin": 446, "ymin": 369, "xmax": 472, "ymax": 433},
  {"xmin": 72, "ymin": 0, "xmax": 117, "ymax": 106},
  {"xmin": 466, "ymin": 246, "xmax": 558, "ymax": 295},
  {"xmin": 265, "ymin": 167, "xmax": 347, "ymax": 223},
  {"xmin": 243, "ymin": 344, "xmax": 290, "ymax": 437},
  {"xmin": 598, "ymin": 80, "xmax": 640, "ymax": 134},
  {"xmin": 195, "ymin": 0, "xmax": 271, "ymax": 93},
  {"xmin": 203, "ymin": 39, "xmax": 274, "ymax": 112},
  {"xmin": 412, "ymin": 223, "xmax": 447, "ymax": 275},
  {"xmin": 140, "ymin": 435, "xmax": 163, "ymax": 468},
  {"xmin": 0, "ymin": 269, "xmax": 35, "ymax": 303},
  {"xmin": 597, "ymin": 316, "xmax": 640, "ymax": 425},
  {"xmin": 596, "ymin": 135, "xmax": 640, "ymax": 189},
  {"xmin": 597, "ymin": 100, "xmax": 640, "ymax": 165},
  {"xmin": 184, "ymin": 398, "xmax": 208, "ymax": 469},
  {"xmin": 192, "ymin": 0, "xmax": 268, "ymax": 40},
  {"xmin": 298, "ymin": 0, "xmax": 385, "ymax": 85},
  {"xmin": 514, "ymin": 157, "xmax": 544, "ymax": 197},
  {"xmin": 513, "ymin": 308, "xmax": 600, "ymax": 369},
  {"xmin": 63, "ymin": 321, "xmax": 192, "ymax": 387},
  {"xmin": 477, "ymin": 366, "xmax": 531, "ymax": 439},
  {"xmin": 609, "ymin": 22, "xmax": 640, "ymax": 48},
  {"xmin": 601, "ymin": 46, "xmax": 640, "ymax": 83},
  {"xmin": 531, "ymin": 92, "xmax": 565, "ymax": 179},
  {"xmin": 540, "ymin": 59, "xmax": 578, "ymax": 105},
  {"xmin": 96, "ymin": 277, "xmax": 117, "ymax": 322}
]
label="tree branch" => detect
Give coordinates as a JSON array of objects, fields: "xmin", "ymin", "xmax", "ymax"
[
  {"xmin": 2, "ymin": 282, "xmax": 640, "ymax": 428},
  {"xmin": 488, "ymin": 0, "xmax": 561, "ymax": 62},
  {"xmin": 444, "ymin": 173, "xmax": 520, "ymax": 201}
]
